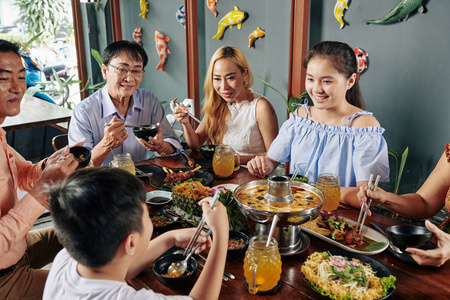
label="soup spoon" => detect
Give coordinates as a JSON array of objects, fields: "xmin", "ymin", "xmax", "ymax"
[{"xmin": 370, "ymin": 222, "xmax": 403, "ymax": 254}]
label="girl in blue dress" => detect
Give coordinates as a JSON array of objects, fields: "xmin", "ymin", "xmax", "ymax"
[{"xmin": 247, "ymin": 41, "xmax": 389, "ymax": 205}]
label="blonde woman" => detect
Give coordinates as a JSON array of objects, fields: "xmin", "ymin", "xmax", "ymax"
[{"xmin": 174, "ymin": 46, "xmax": 278, "ymax": 164}]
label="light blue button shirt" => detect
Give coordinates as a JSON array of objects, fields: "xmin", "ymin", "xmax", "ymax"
[
  {"xmin": 68, "ymin": 87, "xmax": 181, "ymax": 166},
  {"xmin": 267, "ymin": 113, "xmax": 390, "ymax": 187}
]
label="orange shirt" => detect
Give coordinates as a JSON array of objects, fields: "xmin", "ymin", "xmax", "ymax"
[{"xmin": 0, "ymin": 127, "xmax": 45, "ymax": 269}]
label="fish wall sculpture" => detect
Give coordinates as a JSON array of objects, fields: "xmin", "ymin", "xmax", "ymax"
[
  {"xmin": 139, "ymin": 0, "xmax": 149, "ymax": 20},
  {"xmin": 212, "ymin": 6, "xmax": 247, "ymax": 40},
  {"xmin": 354, "ymin": 47, "xmax": 369, "ymax": 79},
  {"xmin": 362, "ymin": 0, "xmax": 425, "ymax": 25},
  {"xmin": 176, "ymin": 5, "xmax": 185, "ymax": 28},
  {"xmin": 133, "ymin": 27, "xmax": 143, "ymax": 46},
  {"xmin": 207, "ymin": 0, "xmax": 218, "ymax": 17},
  {"xmin": 155, "ymin": 30, "xmax": 170, "ymax": 72},
  {"xmin": 248, "ymin": 27, "xmax": 265, "ymax": 48},
  {"xmin": 334, "ymin": 0, "xmax": 349, "ymax": 29}
]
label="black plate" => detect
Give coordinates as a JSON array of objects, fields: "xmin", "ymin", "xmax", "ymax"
[
  {"xmin": 302, "ymin": 250, "xmax": 395, "ymax": 300},
  {"xmin": 149, "ymin": 168, "xmax": 214, "ymax": 191},
  {"xmin": 150, "ymin": 208, "xmax": 179, "ymax": 230},
  {"xmin": 136, "ymin": 165, "xmax": 163, "ymax": 179}
]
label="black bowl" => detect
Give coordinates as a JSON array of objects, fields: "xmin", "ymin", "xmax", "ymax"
[
  {"xmin": 199, "ymin": 145, "xmax": 215, "ymax": 160},
  {"xmin": 69, "ymin": 146, "xmax": 91, "ymax": 168},
  {"xmin": 227, "ymin": 230, "xmax": 249, "ymax": 261},
  {"xmin": 153, "ymin": 253, "xmax": 198, "ymax": 289},
  {"xmin": 133, "ymin": 125, "xmax": 158, "ymax": 140},
  {"xmin": 387, "ymin": 225, "xmax": 432, "ymax": 250}
]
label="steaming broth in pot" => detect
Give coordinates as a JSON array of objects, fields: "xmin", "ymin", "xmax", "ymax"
[{"xmin": 237, "ymin": 185, "xmax": 321, "ymax": 212}]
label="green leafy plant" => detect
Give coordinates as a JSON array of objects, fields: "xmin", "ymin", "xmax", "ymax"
[
  {"xmin": 388, "ymin": 147, "xmax": 409, "ymax": 195},
  {"xmin": 14, "ymin": 0, "xmax": 66, "ymax": 44},
  {"xmin": 38, "ymin": 69, "xmax": 82, "ymax": 109},
  {"xmin": 388, "ymin": 147, "xmax": 409, "ymax": 220},
  {"xmin": 257, "ymin": 75, "xmax": 309, "ymax": 112},
  {"xmin": 81, "ymin": 49, "xmax": 107, "ymax": 92}
]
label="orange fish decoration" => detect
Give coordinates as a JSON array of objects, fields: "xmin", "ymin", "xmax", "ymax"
[
  {"xmin": 207, "ymin": 0, "xmax": 218, "ymax": 17},
  {"xmin": 133, "ymin": 27, "xmax": 143, "ymax": 46},
  {"xmin": 354, "ymin": 47, "xmax": 369, "ymax": 79},
  {"xmin": 248, "ymin": 27, "xmax": 265, "ymax": 48},
  {"xmin": 155, "ymin": 30, "xmax": 170, "ymax": 72}
]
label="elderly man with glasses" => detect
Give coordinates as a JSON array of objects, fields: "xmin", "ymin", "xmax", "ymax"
[{"xmin": 69, "ymin": 40, "xmax": 182, "ymax": 167}]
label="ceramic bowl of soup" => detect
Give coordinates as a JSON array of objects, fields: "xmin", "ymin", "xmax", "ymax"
[
  {"xmin": 133, "ymin": 124, "xmax": 158, "ymax": 140},
  {"xmin": 69, "ymin": 146, "xmax": 91, "ymax": 168},
  {"xmin": 153, "ymin": 253, "xmax": 198, "ymax": 289}
]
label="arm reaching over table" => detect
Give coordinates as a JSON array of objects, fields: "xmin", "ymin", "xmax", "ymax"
[{"xmin": 356, "ymin": 151, "xmax": 449, "ymax": 220}]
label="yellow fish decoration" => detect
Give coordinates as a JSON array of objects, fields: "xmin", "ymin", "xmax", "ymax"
[
  {"xmin": 139, "ymin": 0, "xmax": 149, "ymax": 19},
  {"xmin": 212, "ymin": 6, "xmax": 247, "ymax": 40},
  {"xmin": 248, "ymin": 27, "xmax": 265, "ymax": 48},
  {"xmin": 334, "ymin": 0, "xmax": 349, "ymax": 29}
]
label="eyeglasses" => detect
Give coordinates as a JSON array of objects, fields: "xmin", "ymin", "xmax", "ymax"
[{"xmin": 108, "ymin": 64, "xmax": 145, "ymax": 77}]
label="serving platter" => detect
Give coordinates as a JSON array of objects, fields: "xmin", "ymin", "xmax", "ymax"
[
  {"xmin": 301, "ymin": 215, "xmax": 388, "ymax": 255},
  {"xmin": 149, "ymin": 168, "xmax": 213, "ymax": 191},
  {"xmin": 302, "ymin": 250, "xmax": 395, "ymax": 300}
]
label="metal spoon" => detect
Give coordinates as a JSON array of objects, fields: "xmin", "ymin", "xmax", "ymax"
[
  {"xmin": 171, "ymin": 249, "xmax": 230, "ymax": 281},
  {"xmin": 167, "ymin": 229, "xmax": 212, "ymax": 277},
  {"xmin": 266, "ymin": 214, "xmax": 279, "ymax": 247},
  {"xmin": 370, "ymin": 222, "xmax": 403, "ymax": 254},
  {"xmin": 291, "ymin": 167, "xmax": 300, "ymax": 181}
]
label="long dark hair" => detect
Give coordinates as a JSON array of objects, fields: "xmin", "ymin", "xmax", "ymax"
[{"xmin": 303, "ymin": 41, "xmax": 364, "ymax": 109}]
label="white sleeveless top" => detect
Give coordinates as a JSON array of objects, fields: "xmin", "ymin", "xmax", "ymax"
[{"xmin": 222, "ymin": 89, "xmax": 266, "ymax": 155}]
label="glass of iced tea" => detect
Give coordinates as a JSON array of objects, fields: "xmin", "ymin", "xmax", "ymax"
[
  {"xmin": 212, "ymin": 145, "xmax": 240, "ymax": 179},
  {"xmin": 244, "ymin": 235, "xmax": 282, "ymax": 294},
  {"xmin": 316, "ymin": 173, "xmax": 341, "ymax": 211},
  {"xmin": 109, "ymin": 153, "xmax": 136, "ymax": 175}
]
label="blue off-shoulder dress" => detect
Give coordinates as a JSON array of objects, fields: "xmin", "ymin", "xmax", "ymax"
[{"xmin": 267, "ymin": 106, "xmax": 389, "ymax": 187}]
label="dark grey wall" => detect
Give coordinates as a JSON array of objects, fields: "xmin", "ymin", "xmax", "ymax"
[
  {"xmin": 310, "ymin": 0, "xmax": 446, "ymax": 194},
  {"xmin": 118, "ymin": 0, "xmax": 445, "ymax": 194},
  {"xmin": 120, "ymin": 0, "xmax": 292, "ymax": 128}
]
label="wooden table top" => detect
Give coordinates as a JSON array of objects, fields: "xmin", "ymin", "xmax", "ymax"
[
  {"xmin": 1, "ymin": 95, "xmax": 72, "ymax": 132},
  {"xmin": 130, "ymin": 152, "xmax": 450, "ymax": 299}
]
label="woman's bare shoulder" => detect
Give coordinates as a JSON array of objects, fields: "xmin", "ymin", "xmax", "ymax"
[{"xmin": 351, "ymin": 114, "xmax": 381, "ymax": 127}]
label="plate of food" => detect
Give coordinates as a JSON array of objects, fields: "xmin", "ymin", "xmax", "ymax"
[
  {"xmin": 211, "ymin": 184, "xmax": 239, "ymax": 193},
  {"xmin": 302, "ymin": 250, "xmax": 396, "ymax": 300},
  {"xmin": 146, "ymin": 190, "xmax": 172, "ymax": 206},
  {"xmin": 149, "ymin": 167, "xmax": 213, "ymax": 191},
  {"xmin": 150, "ymin": 208, "xmax": 179, "ymax": 230},
  {"xmin": 301, "ymin": 211, "xmax": 388, "ymax": 255}
]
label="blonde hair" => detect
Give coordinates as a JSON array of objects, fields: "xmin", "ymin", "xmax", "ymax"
[{"xmin": 202, "ymin": 46, "xmax": 254, "ymax": 144}]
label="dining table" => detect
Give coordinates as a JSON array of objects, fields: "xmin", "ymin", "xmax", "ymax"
[{"xmin": 129, "ymin": 151, "xmax": 450, "ymax": 299}]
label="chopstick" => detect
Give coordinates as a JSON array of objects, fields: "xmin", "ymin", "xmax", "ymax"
[
  {"xmin": 183, "ymin": 190, "xmax": 221, "ymax": 256},
  {"xmin": 197, "ymin": 260, "xmax": 228, "ymax": 281},
  {"xmin": 354, "ymin": 174, "xmax": 381, "ymax": 235},
  {"xmin": 104, "ymin": 123, "xmax": 138, "ymax": 128},
  {"xmin": 173, "ymin": 102, "xmax": 202, "ymax": 124},
  {"xmin": 197, "ymin": 253, "xmax": 235, "ymax": 280}
]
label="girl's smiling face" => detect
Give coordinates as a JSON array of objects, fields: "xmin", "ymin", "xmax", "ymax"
[
  {"xmin": 305, "ymin": 56, "xmax": 355, "ymax": 110},
  {"xmin": 212, "ymin": 58, "xmax": 248, "ymax": 103}
]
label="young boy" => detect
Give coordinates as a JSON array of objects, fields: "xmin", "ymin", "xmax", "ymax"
[{"xmin": 43, "ymin": 168, "xmax": 229, "ymax": 299}]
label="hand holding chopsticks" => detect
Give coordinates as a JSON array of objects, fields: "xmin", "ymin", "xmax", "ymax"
[
  {"xmin": 355, "ymin": 174, "xmax": 381, "ymax": 235},
  {"xmin": 183, "ymin": 190, "xmax": 221, "ymax": 256}
]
